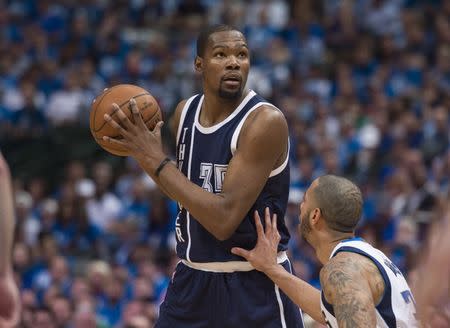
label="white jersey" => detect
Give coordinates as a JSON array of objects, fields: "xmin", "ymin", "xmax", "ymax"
[{"xmin": 320, "ymin": 238, "xmax": 418, "ymax": 328}]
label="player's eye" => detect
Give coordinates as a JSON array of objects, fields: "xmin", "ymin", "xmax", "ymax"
[
  {"xmin": 238, "ymin": 52, "xmax": 248, "ymax": 58},
  {"xmin": 214, "ymin": 52, "xmax": 225, "ymax": 58}
]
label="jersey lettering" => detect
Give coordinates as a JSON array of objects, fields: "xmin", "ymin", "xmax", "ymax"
[
  {"xmin": 177, "ymin": 128, "xmax": 189, "ymax": 169},
  {"xmin": 199, "ymin": 163, "xmax": 228, "ymax": 193},
  {"xmin": 181, "ymin": 127, "xmax": 189, "ymax": 143},
  {"xmin": 401, "ymin": 290, "xmax": 416, "ymax": 305},
  {"xmin": 175, "ymin": 215, "xmax": 185, "ymax": 242},
  {"xmin": 384, "ymin": 258, "xmax": 402, "ymax": 276},
  {"xmin": 199, "ymin": 163, "xmax": 213, "ymax": 192},
  {"xmin": 214, "ymin": 164, "xmax": 228, "ymax": 192}
]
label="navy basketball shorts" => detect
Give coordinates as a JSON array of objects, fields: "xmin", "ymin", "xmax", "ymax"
[{"xmin": 155, "ymin": 259, "xmax": 304, "ymax": 328}]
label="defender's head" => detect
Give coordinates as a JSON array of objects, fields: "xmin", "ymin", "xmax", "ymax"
[{"xmin": 298, "ymin": 175, "xmax": 363, "ymax": 244}]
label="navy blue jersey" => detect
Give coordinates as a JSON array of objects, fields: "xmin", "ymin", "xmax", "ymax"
[{"xmin": 175, "ymin": 90, "xmax": 291, "ymax": 262}]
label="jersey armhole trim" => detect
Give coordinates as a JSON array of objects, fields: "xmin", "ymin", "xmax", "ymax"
[
  {"xmin": 333, "ymin": 247, "xmax": 389, "ymax": 307},
  {"xmin": 230, "ymin": 103, "xmax": 289, "ymax": 178},
  {"xmin": 176, "ymin": 95, "xmax": 198, "ymax": 147}
]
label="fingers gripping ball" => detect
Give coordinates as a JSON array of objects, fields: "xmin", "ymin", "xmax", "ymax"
[{"xmin": 90, "ymin": 84, "xmax": 162, "ymax": 156}]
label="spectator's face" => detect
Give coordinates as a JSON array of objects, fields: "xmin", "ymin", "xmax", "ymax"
[
  {"xmin": 51, "ymin": 298, "xmax": 72, "ymax": 326},
  {"xmin": 123, "ymin": 300, "xmax": 144, "ymax": 322},
  {"xmin": 13, "ymin": 243, "xmax": 31, "ymax": 270},
  {"xmin": 41, "ymin": 236, "xmax": 58, "ymax": 260},
  {"xmin": 131, "ymin": 180, "xmax": 147, "ymax": 200},
  {"xmin": 105, "ymin": 279, "xmax": 123, "ymax": 301},
  {"xmin": 71, "ymin": 279, "xmax": 91, "ymax": 302},
  {"xmin": 66, "ymin": 161, "xmax": 86, "ymax": 182},
  {"xmin": 126, "ymin": 316, "xmax": 151, "ymax": 328},
  {"xmin": 93, "ymin": 162, "xmax": 112, "ymax": 193},
  {"xmin": 43, "ymin": 285, "xmax": 60, "ymax": 308},
  {"xmin": 34, "ymin": 310, "xmax": 55, "ymax": 328},
  {"xmin": 73, "ymin": 311, "xmax": 97, "ymax": 328},
  {"xmin": 195, "ymin": 30, "xmax": 250, "ymax": 100},
  {"xmin": 21, "ymin": 290, "xmax": 37, "ymax": 308},
  {"xmin": 133, "ymin": 277, "xmax": 153, "ymax": 301},
  {"xmin": 50, "ymin": 257, "xmax": 69, "ymax": 281},
  {"xmin": 21, "ymin": 307, "xmax": 33, "ymax": 328}
]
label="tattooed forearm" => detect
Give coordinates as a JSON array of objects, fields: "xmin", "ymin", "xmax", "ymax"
[{"xmin": 321, "ymin": 253, "xmax": 377, "ymax": 328}]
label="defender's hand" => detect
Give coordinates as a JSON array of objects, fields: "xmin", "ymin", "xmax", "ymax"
[{"xmin": 231, "ymin": 207, "xmax": 280, "ymax": 272}]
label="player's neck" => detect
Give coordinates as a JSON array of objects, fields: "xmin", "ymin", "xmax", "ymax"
[
  {"xmin": 316, "ymin": 233, "xmax": 355, "ymax": 265},
  {"xmin": 201, "ymin": 90, "xmax": 249, "ymax": 126}
]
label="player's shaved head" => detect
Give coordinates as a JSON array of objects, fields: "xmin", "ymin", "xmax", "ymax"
[{"xmin": 312, "ymin": 175, "xmax": 363, "ymax": 232}]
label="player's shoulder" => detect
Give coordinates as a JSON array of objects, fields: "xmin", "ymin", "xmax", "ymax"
[
  {"xmin": 320, "ymin": 252, "xmax": 373, "ymax": 304},
  {"xmin": 249, "ymin": 100, "xmax": 286, "ymax": 121},
  {"xmin": 320, "ymin": 252, "xmax": 366, "ymax": 285},
  {"xmin": 321, "ymin": 251, "xmax": 383, "ymax": 290},
  {"xmin": 242, "ymin": 101, "xmax": 288, "ymax": 137}
]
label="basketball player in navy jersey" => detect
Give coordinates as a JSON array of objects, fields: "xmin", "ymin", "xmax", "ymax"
[
  {"xmin": 233, "ymin": 175, "xmax": 418, "ymax": 327},
  {"xmin": 103, "ymin": 25, "xmax": 304, "ymax": 327},
  {"xmin": 0, "ymin": 152, "xmax": 21, "ymax": 327}
]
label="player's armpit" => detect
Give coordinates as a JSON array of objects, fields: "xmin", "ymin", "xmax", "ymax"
[{"xmin": 320, "ymin": 254, "xmax": 377, "ymax": 328}]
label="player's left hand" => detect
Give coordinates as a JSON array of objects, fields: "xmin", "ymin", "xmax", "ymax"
[
  {"xmin": 103, "ymin": 98, "xmax": 166, "ymax": 167},
  {"xmin": 231, "ymin": 207, "xmax": 280, "ymax": 272}
]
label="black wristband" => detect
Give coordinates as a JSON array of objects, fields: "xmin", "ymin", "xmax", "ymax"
[{"xmin": 155, "ymin": 157, "xmax": 171, "ymax": 177}]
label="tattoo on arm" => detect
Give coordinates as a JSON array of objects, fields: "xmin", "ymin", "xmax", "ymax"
[{"xmin": 320, "ymin": 254, "xmax": 377, "ymax": 328}]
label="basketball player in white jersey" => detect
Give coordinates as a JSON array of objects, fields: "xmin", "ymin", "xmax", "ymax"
[
  {"xmin": 0, "ymin": 152, "xmax": 21, "ymax": 327},
  {"xmin": 232, "ymin": 175, "xmax": 418, "ymax": 327}
]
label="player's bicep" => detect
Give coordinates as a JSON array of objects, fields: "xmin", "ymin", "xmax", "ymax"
[
  {"xmin": 321, "ymin": 257, "xmax": 377, "ymax": 328},
  {"xmin": 332, "ymin": 286, "xmax": 376, "ymax": 328}
]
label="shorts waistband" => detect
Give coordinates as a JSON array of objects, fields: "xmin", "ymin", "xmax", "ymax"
[{"xmin": 181, "ymin": 251, "xmax": 288, "ymax": 273}]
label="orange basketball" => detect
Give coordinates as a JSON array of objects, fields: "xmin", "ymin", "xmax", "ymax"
[{"xmin": 89, "ymin": 84, "xmax": 162, "ymax": 156}]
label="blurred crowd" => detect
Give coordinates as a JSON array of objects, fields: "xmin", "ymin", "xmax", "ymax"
[{"xmin": 0, "ymin": 0, "xmax": 449, "ymax": 327}]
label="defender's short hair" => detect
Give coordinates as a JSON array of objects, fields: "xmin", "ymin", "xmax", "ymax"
[
  {"xmin": 196, "ymin": 24, "xmax": 241, "ymax": 57},
  {"xmin": 312, "ymin": 175, "xmax": 363, "ymax": 232}
]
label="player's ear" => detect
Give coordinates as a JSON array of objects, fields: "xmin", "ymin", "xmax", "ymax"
[
  {"xmin": 194, "ymin": 56, "xmax": 203, "ymax": 72},
  {"xmin": 311, "ymin": 208, "xmax": 321, "ymax": 226}
]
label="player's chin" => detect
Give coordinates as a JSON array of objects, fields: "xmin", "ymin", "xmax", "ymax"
[{"xmin": 218, "ymin": 85, "xmax": 242, "ymax": 99}]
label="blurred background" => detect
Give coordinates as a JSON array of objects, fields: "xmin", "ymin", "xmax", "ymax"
[{"xmin": 0, "ymin": 0, "xmax": 449, "ymax": 327}]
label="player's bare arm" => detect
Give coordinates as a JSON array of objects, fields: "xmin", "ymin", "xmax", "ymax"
[
  {"xmin": 105, "ymin": 100, "xmax": 287, "ymax": 240},
  {"xmin": 0, "ymin": 155, "xmax": 14, "ymax": 276},
  {"xmin": 320, "ymin": 253, "xmax": 382, "ymax": 328},
  {"xmin": 414, "ymin": 218, "xmax": 450, "ymax": 322},
  {"xmin": 232, "ymin": 209, "xmax": 325, "ymax": 324},
  {"xmin": 0, "ymin": 153, "xmax": 21, "ymax": 326}
]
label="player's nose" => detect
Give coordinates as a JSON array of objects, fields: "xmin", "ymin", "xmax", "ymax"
[{"xmin": 226, "ymin": 55, "xmax": 240, "ymax": 70}]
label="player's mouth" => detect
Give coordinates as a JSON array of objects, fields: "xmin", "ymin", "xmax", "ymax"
[{"xmin": 222, "ymin": 74, "xmax": 242, "ymax": 87}]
